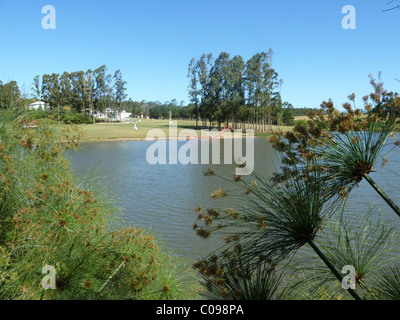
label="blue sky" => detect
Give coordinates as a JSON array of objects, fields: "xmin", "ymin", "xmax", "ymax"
[{"xmin": 0, "ymin": 0, "xmax": 399, "ymax": 109}]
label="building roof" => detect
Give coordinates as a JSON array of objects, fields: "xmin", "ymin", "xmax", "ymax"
[{"xmin": 29, "ymin": 101, "xmax": 46, "ymax": 106}]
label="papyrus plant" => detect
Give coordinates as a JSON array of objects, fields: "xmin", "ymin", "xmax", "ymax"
[
  {"xmin": 194, "ymin": 75, "xmax": 399, "ymax": 300},
  {"xmin": 269, "ymin": 75, "xmax": 400, "ymax": 217},
  {"xmin": 194, "ymin": 165, "xmax": 361, "ymax": 300},
  {"xmin": 288, "ymin": 210, "xmax": 396, "ymax": 300}
]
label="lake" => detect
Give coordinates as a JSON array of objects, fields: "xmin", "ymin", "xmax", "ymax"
[{"xmin": 66, "ymin": 138, "xmax": 400, "ymax": 260}]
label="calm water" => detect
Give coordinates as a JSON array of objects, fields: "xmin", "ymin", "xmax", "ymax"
[{"xmin": 66, "ymin": 138, "xmax": 400, "ymax": 259}]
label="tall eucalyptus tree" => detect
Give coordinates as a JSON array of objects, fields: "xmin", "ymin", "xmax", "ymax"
[
  {"xmin": 85, "ymin": 69, "xmax": 96, "ymax": 123},
  {"xmin": 114, "ymin": 70, "xmax": 127, "ymax": 122},
  {"xmin": 227, "ymin": 55, "xmax": 245, "ymax": 129},
  {"xmin": 60, "ymin": 72, "xmax": 72, "ymax": 109},
  {"xmin": 94, "ymin": 65, "xmax": 108, "ymax": 118},
  {"xmin": 197, "ymin": 53, "xmax": 213, "ymax": 127},
  {"xmin": 32, "ymin": 75, "xmax": 41, "ymax": 101},
  {"xmin": 209, "ymin": 52, "xmax": 231, "ymax": 129},
  {"xmin": 188, "ymin": 58, "xmax": 199, "ymax": 127}
]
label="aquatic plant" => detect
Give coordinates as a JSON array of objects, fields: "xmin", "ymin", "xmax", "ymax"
[
  {"xmin": 269, "ymin": 74, "xmax": 400, "ymax": 216},
  {"xmin": 0, "ymin": 109, "xmax": 195, "ymax": 300},
  {"xmin": 194, "ymin": 76, "xmax": 400, "ymax": 300},
  {"xmin": 194, "ymin": 165, "xmax": 361, "ymax": 299}
]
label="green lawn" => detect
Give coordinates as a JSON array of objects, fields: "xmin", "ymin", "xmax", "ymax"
[
  {"xmin": 77, "ymin": 120, "xmax": 199, "ymax": 141},
  {"xmin": 73, "ymin": 119, "xmax": 293, "ymax": 142}
]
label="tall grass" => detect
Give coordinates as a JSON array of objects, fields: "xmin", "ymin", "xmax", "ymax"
[{"xmin": 0, "ymin": 110, "xmax": 195, "ymax": 300}]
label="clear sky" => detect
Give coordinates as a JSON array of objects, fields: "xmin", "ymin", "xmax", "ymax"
[{"xmin": 0, "ymin": 0, "xmax": 399, "ymax": 109}]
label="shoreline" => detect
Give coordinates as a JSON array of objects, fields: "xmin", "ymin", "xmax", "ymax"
[{"xmin": 78, "ymin": 135, "xmax": 260, "ymax": 143}]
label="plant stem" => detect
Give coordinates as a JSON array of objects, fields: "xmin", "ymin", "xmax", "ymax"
[
  {"xmin": 308, "ymin": 240, "xmax": 362, "ymax": 300},
  {"xmin": 362, "ymin": 173, "xmax": 400, "ymax": 218},
  {"xmin": 97, "ymin": 261, "xmax": 125, "ymax": 295}
]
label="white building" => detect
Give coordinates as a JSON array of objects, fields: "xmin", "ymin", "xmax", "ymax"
[
  {"xmin": 96, "ymin": 109, "xmax": 132, "ymax": 121},
  {"xmin": 120, "ymin": 110, "xmax": 132, "ymax": 121},
  {"xmin": 29, "ymin": 101, "xmax": 48, "ymax": 110}
]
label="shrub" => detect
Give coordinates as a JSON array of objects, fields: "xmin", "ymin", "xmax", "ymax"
[
  {"xmin": 0, "ymin": 110, "xmax": 195, "ymax": 300},
  {"xmin": 62, "ymin": 113, "xmax": 91, "ymax": 124}
]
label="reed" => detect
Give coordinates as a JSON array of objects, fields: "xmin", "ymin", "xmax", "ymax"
[{"xmin": 0, "ymin": 109, "xmax": 195, "ymax": 300}]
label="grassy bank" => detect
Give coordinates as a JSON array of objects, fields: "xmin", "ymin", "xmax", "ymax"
[{"xmin": 55, "ymin": 119, "xmax": 293, "ymax": 142}]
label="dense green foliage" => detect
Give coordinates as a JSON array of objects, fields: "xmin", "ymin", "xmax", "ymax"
[
  {"xmin": 291, "ymin": 107, "xmax": 317, "ymax": 117},
  {"xmin": 1, "ymin": 54, "xmax": 298, "ymax": 128},
  {"xmin": 38, "ymin": 66, "xmax": 128, "ymax": 123},
  {"xmin": 0, "ymin": 81, "xmax": 22, "ymax": 109},
  {"xmin": 1, "ymin": 69, "xmax": 196, "ymax": 123},
  {"xmin": 31, "ymin": 66, "xmax": 195, "ymax": 122},
  {"xmin": 126, "ymin": 100, "xmax": 194, "ymax": 120},
  {"xmin": 26, "ymin": 108, "xmax": 92, "ymax": 125},
  {"xmin": 188, "ymin": 51, "xmax": 294, "ymax": 131},
  {"xmin": 0, "ymin": 110, "xmax": 196, "ymax": 300}
]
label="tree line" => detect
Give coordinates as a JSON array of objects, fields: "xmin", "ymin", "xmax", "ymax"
[
  {"xmin": 32, "ymin": 66, "xmax": 200, "ymax": 122},
  {"xmin": 0, "ymin": 56, "xmax": 302, "ymax": 126},
  {"xmin": 123, "ymin": 100, "xmax": 193, "ymax": 120},
  {"xmin": 187, "ymin": 50, "xmax": 294, "ymax": 131},
  {"xmin": 0, "ymin": 69, "xmax": 196, "ymax": 123},
  {"xmin": 0, "ymin": 81, "xmax": 21, "ymax": 109},
  {"xmin": 31, "ymin": 65, "xmax": 127, "ymax": 123}
]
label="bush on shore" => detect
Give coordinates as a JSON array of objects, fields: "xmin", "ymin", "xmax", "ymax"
[
  {"xmin": 0, "ymin": 110, "xmax": 195, "ymax": 300},
  {"xmin": 27, "ymin": 109, "xmax": 92, "ymax": 125}
]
